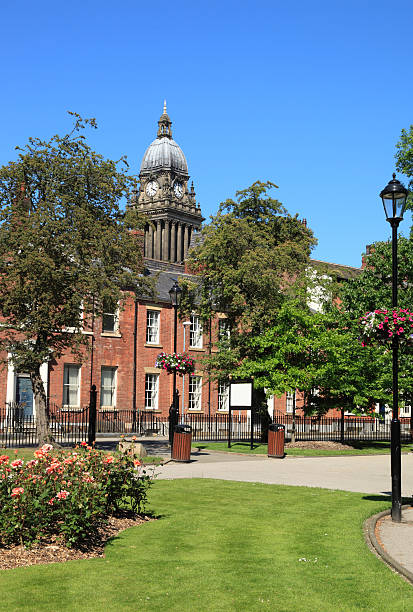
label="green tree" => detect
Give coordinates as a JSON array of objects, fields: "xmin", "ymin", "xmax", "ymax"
[
  {"xmin": 226, "ymin": 299, "xmax": 387, "ymax": 418},
  {"xmin": 179, "ymin": 181, "xmax": 316, "ymax": 433},
  {"xmin": 223, "ymin": 236, "xmax": 413, "ymax": 418},
  {"xmin": 0, "ymin": 113, "xmax": 152, "ymax": 444},
  {"xmin": 395, "ymin": 124, "xmax": 413, "ymax": 215},
  {"xmin": 340, "ymin": 237, "xmax": 413, "ymax": 412}
]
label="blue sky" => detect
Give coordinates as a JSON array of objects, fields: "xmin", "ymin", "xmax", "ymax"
[{"xmin": 1, "ymin": 0, "xmax": 412, "ymax": 267}]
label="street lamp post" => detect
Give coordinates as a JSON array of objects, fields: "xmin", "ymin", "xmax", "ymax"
[
  {"xmin": 168, "ymin": 280, "xmax": 182, "ymax": 446},
  {"xmin": 380, "ymin": 173, "xmax": 408, "ymax": 523}
]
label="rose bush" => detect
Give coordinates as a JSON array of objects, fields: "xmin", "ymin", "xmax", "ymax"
[{"xmin": 0, "ymin": 444, "xmax": 153, "ymax": 548}]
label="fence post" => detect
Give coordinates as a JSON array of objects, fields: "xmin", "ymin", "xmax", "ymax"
[
  {"xmin": 340, "ymin": 409, "xmax": 345, "ymax": 444},
  {"xmin": 88, "ymin": 384, "xmax": 97, "ymax": 445}
]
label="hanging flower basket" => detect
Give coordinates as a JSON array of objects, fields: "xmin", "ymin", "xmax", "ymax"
[
  {"xmin": 155, "ymin": 352, "xmax": 195, "ymax": 376},
  {"xmin": 359, "ymin": 309, "xmax": 413, "ymax": 347}
]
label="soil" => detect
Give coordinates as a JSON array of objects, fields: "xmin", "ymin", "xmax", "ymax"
[
  {"xmin": 285, "ymin": 440, "xmax": 358, "ymax": 450},
  {"xmin": 0, "ymin": 513, "xmax": 154, "ymax": 571}
]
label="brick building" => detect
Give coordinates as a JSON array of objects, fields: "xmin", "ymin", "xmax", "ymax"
[{"xmin": 0, "ymin": 104, "xmax": 362, "ymax": 421}]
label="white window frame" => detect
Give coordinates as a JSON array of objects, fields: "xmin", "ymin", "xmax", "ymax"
[
  {"xmin": 145, "ymin": 374, "xmax": 159, "ymax": 410},
  {"xmin": 190, "ymin": 315, "xmax": 203, "ymax": 349},
  {"xmin": 146, "ymin": 310, "xmax": 160, "ymax": 344},
  {"xmin": 63, "ymin": 364, "xmax": 80, "ymax": 407},
  {"xmin": 218, "ymin": 319, "xmax": 230, "ymax": 340},
  {"xmin": 218, "ymin": 382, "xmax": 229, "ymax": 412},
  {"xmin": 286, "ymin": 391, "xmax": 295, "ymax": 414},
  {"xmin": 189, "ymin": 375, "xmax": 202, "ymax": 411},
  {"xmin": 100, "ymin": 366, "xmax": 117, "ymax": 408},
  {"xmin": 102, "ymin": 299, "xmax": 119, "ymax": 334}
]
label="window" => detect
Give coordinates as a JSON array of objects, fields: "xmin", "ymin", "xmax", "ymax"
[
  {"xmin": 218, "ymin": 382, "xmax": 229, "ymax": 412},
  {"xmin": 100, "ymin": 367, "xmax": 117, "ymax": 407},
  {"xmin": 189, "ymin": 376, "xmax": 202, "ymax": 411},
  {"xmin": 145, "ymin": 374, "xmax": 159, "ymax": 410},
  {"xmin": 190, "ymin": 315, "xmax": 203, "ymax": 348},
  {"xmin": 102, "ymin": 298, "xmax": 118, "ymax": 333},
  {"xmin": 218, "ymin": 319, "xmax": 230, "ymax": 340},
  {"xmin": 63, "ymin": 365, "xmax": 80, "ymax": 406},
  {"xmin": 146, "ymin": 310, "xmax": 160, "ymax": 344},
  {"xmin": 286, "ymin": 391, "xmax": 295, "ymax": 414}
]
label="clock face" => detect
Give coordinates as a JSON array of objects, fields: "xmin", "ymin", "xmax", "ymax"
[
  {"xmin": 145, "ymin": 180, "xmax": 159, "ymax": 197},
  {"xmin": 174, "ymin": 182, "xmax": 184, "ymax": 198}
]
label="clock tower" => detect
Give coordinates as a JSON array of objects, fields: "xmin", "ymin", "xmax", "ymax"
[{"xmin": 133, "ymin": 103, "xmax": 204, "ymax": 265}]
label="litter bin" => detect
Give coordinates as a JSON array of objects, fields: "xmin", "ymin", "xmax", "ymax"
[
  {"xmin": 268, "ymin": 423, "xmax": 285, "ymax": 458},
  {"xmin": 172, "ymin": 424, "xmax": 192, "ymax": 462}
]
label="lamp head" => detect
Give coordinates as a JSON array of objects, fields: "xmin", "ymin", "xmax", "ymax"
[
  {"xmin": 380, "ymin": 173, "xmax": 408, "ymax": 224},
  {"xmin": 168, "ymin": 280, "xmax": 182, "ymax": 307}
]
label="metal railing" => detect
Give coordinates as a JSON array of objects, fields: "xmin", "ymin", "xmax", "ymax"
[{"xmin": 1, "ymin": 403, "xmax": 411, "ymax": 447}]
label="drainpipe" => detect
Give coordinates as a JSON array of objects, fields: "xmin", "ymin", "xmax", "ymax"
[{"xmin": 132, "ymin": 298, "xmax": 138, "ymax": 432}]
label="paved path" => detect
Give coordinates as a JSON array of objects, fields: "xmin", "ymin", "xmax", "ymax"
[
  {"xmin": 158, "ymin": 451, "xmax": 413, "ymax": 496},
  {"xmin": 377, "ymin": 508, "xmax": 413, "ymax": 578}
]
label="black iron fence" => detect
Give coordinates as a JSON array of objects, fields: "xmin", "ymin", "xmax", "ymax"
[
  {"xmin": 272, "ymin": 413, "xmax": 412, "ymax": 443},
  {"xmin": 1, "ymin": 403, "xmax": 412, "ymax": 448},
  {"xmin": 0, "ymin": 402, "xmax": 89, "ymax": 448}
]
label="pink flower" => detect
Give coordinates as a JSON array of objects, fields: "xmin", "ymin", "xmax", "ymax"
[
  {"xmin": 104, "ymin": 456, "xmax": 114, "ymax": 464},
  {"xmin": 56, "ymin": 490, "xmax": 70, "ymax": 500},
  {"xmin": 11, "ymin": 487, "xmax": 24, "ymax": 498},
  {"xmin": 10, "ymin": 459, "xmax": 23, "ymax": 469},
  {"xmin": 41, "ymin": 444, "xmax": 53, "ymax": 452},
  {"xmin": 0, "ymin": 455, "xmax": 10, "ymax": 464},
  {"xmin": 48, "ymin": 498, "xmax": 54, "ymax": 506},
  {"xmin": 134, "ymin": 459, "xmax": 141, "ymax": 466},
  {"xmin": 80, "ymin": 441, "xmax": 87, "ymax": 447},
  {"xmin": 46, "ymin": 462, "xmax": 62, "ymax": 474}
]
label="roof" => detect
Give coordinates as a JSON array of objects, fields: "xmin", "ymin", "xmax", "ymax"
[
  {"xmin": 140, "ymin": 136, "xmax": 188, "ymax": 175},
  {"xmin": 310, "ymin": 259, "xmax": 361, "ymax": 281},
  {"xmin": 141, "ymin": 263, "xmax": 200, "ymax": 304}
]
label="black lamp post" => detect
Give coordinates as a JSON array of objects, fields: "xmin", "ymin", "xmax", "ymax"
[
  {"xmin": 168, "ymin": 280, "xmax": 182, "ymax": 446},
  {"xmin": 380, "ymin": 173, "xmax": 408, "ymax": 522}
]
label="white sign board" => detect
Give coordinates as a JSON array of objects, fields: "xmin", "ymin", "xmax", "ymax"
[{"xmin": 230, "ymin": 382, "xmax": 253, "ymax": 409}]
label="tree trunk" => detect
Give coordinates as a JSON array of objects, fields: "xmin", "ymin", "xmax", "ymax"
[{"xmin": 31, "ymin": 367, "xmax": 54, "ymax": 446}]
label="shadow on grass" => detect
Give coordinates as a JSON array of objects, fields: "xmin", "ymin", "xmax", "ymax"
[{"xmin": 362, "ymin": 494, "xmax": 413, "ymax": 505}]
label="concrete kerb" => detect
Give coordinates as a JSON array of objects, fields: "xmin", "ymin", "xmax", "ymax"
[{"xmin": 364, "ymin": 505, "xmax": 413, "ymax": 585}]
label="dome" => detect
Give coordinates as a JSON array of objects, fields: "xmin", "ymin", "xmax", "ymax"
[{"xmin": 140, "ymin": 136, "xmax": 188, "ymax": 175}]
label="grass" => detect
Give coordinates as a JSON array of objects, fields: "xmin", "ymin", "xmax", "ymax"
[
  {"xmin": 0, "ymin": 480, "xmax": 412, "ymax": 611},
  {"xmin": 192, "ymin": 440, "xmax": 413, "ymax": 456}
]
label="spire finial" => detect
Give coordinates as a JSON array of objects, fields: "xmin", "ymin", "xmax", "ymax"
[{"xmin": 157, "ymin": 102, "xmax": 172, "ymax": 139}]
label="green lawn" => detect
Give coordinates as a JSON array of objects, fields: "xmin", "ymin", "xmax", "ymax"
[
  {"xmin": 192, "ymin": 440, "xmax": 413, "ymax": 457},
  {"xmin": 0, "ymin": 479, "xmax": 412, "ymax": 611}
]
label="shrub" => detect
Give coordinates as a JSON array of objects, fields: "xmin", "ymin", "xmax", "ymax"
[{"xmin": 0, "ymin": 444, "xmax": 153, "ymax": 548}]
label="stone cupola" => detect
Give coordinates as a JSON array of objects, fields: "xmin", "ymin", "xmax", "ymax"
[{"xmin": 133, "ymin": 102, "xmax": 204, "ymax": 265}]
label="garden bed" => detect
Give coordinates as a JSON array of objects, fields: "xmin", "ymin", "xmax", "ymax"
[
  {"xmin": 0, "ymin": 512, "xmax": 154, "ymax": 570},
  {"xmin": 285, "ymin": 441, "xmax": 358, "ymax": 450}
]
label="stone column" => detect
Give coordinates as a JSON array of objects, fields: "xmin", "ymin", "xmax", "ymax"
[
  {"xmin": 148, "ymin": 224, "xmax": 154, "ymax": 259},
  {"xmin": 170, "ymin": 221, "xmax": 176, "ymax": 263},
  {"xmin": 155, "ymin": 220, "xmax": 162, "ymax": 260},
  {"xmin": 177, "ymin": 223, "xmax": 183, "ymax": 263},
  {"xmin": 163, "ymin": 220, "xmax": 170, "ymax": 261},
  {"xmin": 144, "ymin": 225, "xmax": 150, "ymax": 258},
  {"xmin": 183, "ymin": 225, "xmax": 189, "ymax": 260}
]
